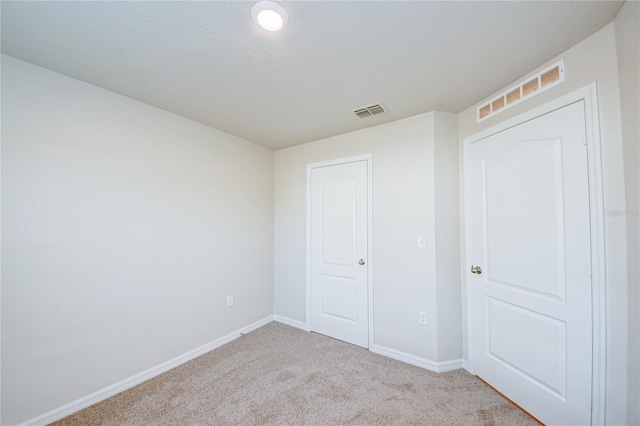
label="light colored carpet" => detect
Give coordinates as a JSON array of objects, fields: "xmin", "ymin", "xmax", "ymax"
[{"xmin": 53, "ymin": 322, "xmax": 537, "ymax": 425}]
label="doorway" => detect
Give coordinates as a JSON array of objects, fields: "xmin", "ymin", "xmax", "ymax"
[
  {"xmin": 463, "ymin": 88, "xmax": 605, "ymax": 425},
  {"xmin": 306, "ymin": 155, "xmax": 372, "ymax": 348}
]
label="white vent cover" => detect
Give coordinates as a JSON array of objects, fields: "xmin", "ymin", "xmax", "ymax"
[
  {"xmin": 477, "ymin": 60, "xmax": 565, "ymax": 122},
  {"xmin": 353, "ymin": 103, "xmax": 387, "ymax": 118}
]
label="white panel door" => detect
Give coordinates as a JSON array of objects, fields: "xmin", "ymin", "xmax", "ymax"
[
  {"xmin": 310, "ymin": 160, "xmax": 368, "ymax": 348},
  {"xmin": 467, "ymin": 102, "xmax": 592, "ymax": 425}
]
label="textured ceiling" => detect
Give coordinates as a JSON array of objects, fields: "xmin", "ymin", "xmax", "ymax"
[{"xmin": 1, "ymin": 1, "xmax": 624, "ymax": 149}]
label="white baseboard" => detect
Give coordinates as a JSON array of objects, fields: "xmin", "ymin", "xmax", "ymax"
[
  {"xmin": 462, "ymin": 359, "xmax": 471, "ymax": 373},
  {"xmin": 273, "ymin": 314, "xmax": 308, "ymax": 331},
  {"xmin": 371, "ymin": 344, "xmax": 463, "ymax": 373},
  {"xmin": 271, "ymin": 320, "xmax": 463, "ymax": 374},
  {"xmin": 20, "ymin": 316, "xmax": 273, "ymax": 426}
]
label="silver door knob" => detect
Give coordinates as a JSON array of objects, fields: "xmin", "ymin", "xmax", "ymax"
[
  {"xmin": 471, "ymin": 265, "xmax": 482, "ymax": 274},
  {"xmin": 358, "ymin": 259, "xmax": 366, "ymax": 266}
]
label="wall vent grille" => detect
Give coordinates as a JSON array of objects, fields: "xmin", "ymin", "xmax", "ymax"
[
  {"xmin": 477, "ymin": 60, "xmax": 565, "ymax": 122},
  {"xmin": 353, "ymin": 103, "xmax": 387, "ymax": 118}
]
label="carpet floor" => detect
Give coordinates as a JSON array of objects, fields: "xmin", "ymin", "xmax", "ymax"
[{"xmin": 53, "ymin": 322, "xmax": 537, "ymax": 425}]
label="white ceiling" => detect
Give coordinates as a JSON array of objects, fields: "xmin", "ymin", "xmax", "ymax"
[{"xmin": 1, "ymin": 1, "xmax": 624, "ymax": 150}]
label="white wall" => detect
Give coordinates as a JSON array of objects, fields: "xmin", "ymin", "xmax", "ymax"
[
  {"xmin": 1, "ymin": 55, "xmax": 274, "ymax": 425},
  {"xmin": 274, "ymin": 111, "xmax": 461, "ymax": 365},
  {"xmin": 458, "ymin": 22, "xmax": 632, "ymax": 425},
  {"xmin": 614, "ymin": 2, "xmax": 640, "ymax": 424},
  {"xmin": 433, "ymin": 112, "xmax": 462, "ymax": 362}
]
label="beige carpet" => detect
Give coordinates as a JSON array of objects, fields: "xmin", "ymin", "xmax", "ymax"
[{"xmin": 53, "ymin": 322, "xmax": 537, "ymax": 425}]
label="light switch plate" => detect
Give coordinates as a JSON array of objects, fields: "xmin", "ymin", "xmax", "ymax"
[{"xmin": 417, "ymin": 236, "xmax": 426, "ymax": 249}]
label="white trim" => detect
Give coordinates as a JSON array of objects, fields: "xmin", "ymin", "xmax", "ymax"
[
  {"xmin": 582, "ymin": 84, "xmax": 607, "ymax": 426},
  {"xmin": 462, "ymin": 83, "xmax": 606, "ymax": 425},
  {"xmin": 461, "ymin": 124, "xmax": 476, "ymax": 376},
  {"xmin": 304, "ymin": 154, "xmax": 371, "ymax": 171},
  {"xmin": 366, "ymin": 156, "xmax": 374, "ymax": 350},
  {"xmin": 459, "ymin": 121, "xmax": 471, "ymax": 375},
  {"xmin": 273, "ymin": 315, "xmax": 308, "ymax": 331},
  {"xmin": 275, "ymin": 316, "xmax": 467, "ymax": 375},
  {"xmin": 371, "ymin": 345, "xmax": 463, "ymax": 373},
  {"xmin": 305, "ymin": 154, "xmax": 374, "ymax": 348},
  {"xmin": 19, "ymin": 316, "xmax": 273, "ymax": 426}
]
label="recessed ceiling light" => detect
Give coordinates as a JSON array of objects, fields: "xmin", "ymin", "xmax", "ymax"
[{"xmin": 251, "ymin": 1, "xmax": 288, "ymax": 32}]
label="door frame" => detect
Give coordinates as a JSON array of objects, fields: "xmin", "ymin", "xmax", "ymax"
[
  {"xmin": 461, "ymin": 83, "xmax": 606, "ymax": 424},
  {"xmin": 305, "ymin": 154, "xmax": 374, "ymax": 349}
]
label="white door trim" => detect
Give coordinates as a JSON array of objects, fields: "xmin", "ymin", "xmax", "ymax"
[
  {"xmin": 306, "ymin": 154, "xmax": 374, "ymax": 349},
  {"xmin": 461, "ymin": 83, "xmax": 606, "ymax": 424}
]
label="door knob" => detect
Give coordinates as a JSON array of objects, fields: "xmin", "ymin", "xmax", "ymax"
[
  {"xmin": 358, "ymin": 259, "xmax": 366, "ymax": 266},
  {"xmin": 471, "ymin": 265, "xmax": 482, "ymax": 274}
]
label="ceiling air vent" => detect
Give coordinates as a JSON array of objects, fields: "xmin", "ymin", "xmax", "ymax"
[
  {"xmin": 353, "ymin": 103, "xmax": 387, "ymax": 118},
  {"xmin": 477, "ymin": 60, "xmax": 565, "ymax": 122}
]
